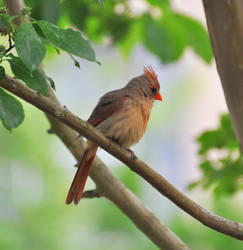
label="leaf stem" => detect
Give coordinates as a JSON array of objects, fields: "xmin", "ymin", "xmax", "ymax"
[{"xmin": 4, "ymin": 35, "xmax": 15, "ymax": 54}]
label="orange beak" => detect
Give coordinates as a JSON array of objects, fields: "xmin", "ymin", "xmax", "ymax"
[{"xmin": 154, "ymin": 92, "xmax": 162, "ymax": 101}]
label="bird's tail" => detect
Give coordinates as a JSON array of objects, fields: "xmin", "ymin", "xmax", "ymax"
[{"xmin": 66, "ymin": 144, "xmax": 98, "ymax": 205}]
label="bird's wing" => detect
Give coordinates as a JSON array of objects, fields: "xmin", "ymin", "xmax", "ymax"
[{"xmin": 87, "ymin": 89, "xmax": 130, "ymax": 127}]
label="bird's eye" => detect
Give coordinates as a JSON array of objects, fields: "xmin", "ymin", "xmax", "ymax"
[{"xmin": 151, "ymin": 88, "xmax": 157, "ymax": 95}]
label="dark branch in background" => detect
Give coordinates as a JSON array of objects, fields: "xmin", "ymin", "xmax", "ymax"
[
  {"xmin": 3, "ymin": 0, "xmax": 23, "ymax": 25},
  {"xmin": 1, "ymin": 76, "xmax": 243, "ymax": 241},
  {"xmin": 202, "ymin": 0, "xmax": 243, "ymax": 153}
]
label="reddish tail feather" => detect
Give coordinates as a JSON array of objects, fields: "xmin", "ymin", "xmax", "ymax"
[{"xmin": 66, "ymin": 148, "xmax": 97, "ymax": 205}]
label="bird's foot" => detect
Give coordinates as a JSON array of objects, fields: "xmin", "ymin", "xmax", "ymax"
[
  {"xmin": 127, "ymin": 149, "xmax": 137, "ymax": 161},
  {"xmin": 76, "ymin": 133, "xmax": 82, "ymax": 140}
]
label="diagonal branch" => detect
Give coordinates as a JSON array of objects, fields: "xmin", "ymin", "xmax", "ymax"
[
  {"xmin": 46, "ymin": 112, "xmax": 188, "ymax": 250},
  {"xmin": 44, "ymin": 83, "xmax": 189, "ymax": 250},
  {"xmin": 3, "ymin": 77, "xmax": 188, "ymax": 250},
  {"xmin": 1, "ymin": 75, "xmax": 243, "ymax": 241}
]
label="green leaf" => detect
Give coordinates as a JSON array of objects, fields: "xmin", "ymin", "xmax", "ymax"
[
  {"xmin": 35, "ymin": 20, "xmax": 98, "ymax": 63},
  {"xmin": 0, "ymin": 45, "xmax": 6, "ymax": 53},
  {"xmin": 61, "ymin": 0, "xmax": 87, "ymax": 32},
  {"xmin": 15, "ymin": 22, "xmax": 46, "ymax": 71},
  {"xmin": 26, "ymin": 0, "xmax": 60, "ymax": 24},
  {"xmin": 62, "ymin": 0, "xmax": 131, "ymax": 44},
  {"xmin": 69, "ymin": 54, "xmax": 80, "ymax": 68},
  {"xmin": 47, "ymin": 77, "xmax": 55, "ymax": 90},
  {"xmin": 143, "ymin": 15, "xmax": 187, "ymax": 63},
  {"xmin": 0, "ymin": 66, "xmax": 5, "ymax": 82},
  {"xmin": 191, "ymin": 113, "xmax": 243, "ymax": 197},
  {"xmin": 200, "ymin": 161, "xmax": 213, "ymax": 174},
  {"xmin": 174, "ymin": 14, "xmax": 213, "ymax": 63},
  {"xmin": 197, "ymin": 114, "xmax": 239, "ymax": 154},
  {"xmin": 0, "ymin": 13, "xmax": 12, "ymax": 34},
  {"xmin": 40, "ymin": 70, "xmax": 56, "ymax": 90},
  {"xmin": 188, "ymin": 181, "xmax": 201, "ymax": 190},
  {"xmin": 0, "ymin": 88, "xmax": 24, "ymax": 131},
  {"xmin": 8, "ymin": 57, "xmax": 48, "ymax": 96},
  {"xmin": 197, "ymin": 130, "xmax": 222, "ymax": 154}
]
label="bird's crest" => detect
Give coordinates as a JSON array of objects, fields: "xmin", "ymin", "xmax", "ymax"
[{"xmin": 143, "ymin": 65, "xmax": 157, "ymax": 82}]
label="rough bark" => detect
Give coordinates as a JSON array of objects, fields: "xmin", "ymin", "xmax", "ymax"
[{"xmin": 203, "ymin": 0, "xmax": 243, "ymax": 152}]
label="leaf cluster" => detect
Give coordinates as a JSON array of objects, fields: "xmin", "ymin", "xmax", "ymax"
[
  {"xmin": 0, "ymin": 7, "xmax": 97, "ymax": 131},
  {"xmin": 60, "ymin": 0, "xmax": 213, "ymax": 63},
  {"xmin": 189, "ymin": 114, "xmax": 243, "ymax": 197}
]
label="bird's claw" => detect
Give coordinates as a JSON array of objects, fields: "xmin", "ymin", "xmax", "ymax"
[
  {"xmin": 127, "ymin": 149, "xmax": 137, "ymax": 161},
  {"xmin": 75, "ymin": 133, "xmax": 82, "ymax": 140}
]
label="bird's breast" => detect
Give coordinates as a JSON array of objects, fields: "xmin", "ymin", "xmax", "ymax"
[{"xmin": 97, "ymin": 97, "xmax": 153, "ymax": 148}]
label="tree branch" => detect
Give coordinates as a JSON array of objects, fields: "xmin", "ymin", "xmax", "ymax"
[
  {"xmin": 1, "ymin": 76, "xmax": 243, "ymax": 241},
  {"xmin": 42, "ymin": 87, "xmax": 191, "ymax": 250},
  {"xmin": 82, "ymin": 190, "xmax": 101, "ymax": 198},
  {"xmin": 39, "ymin": 87, "xmax": 190, "ymax": 250},
  {"xmin": 3, "ymin": 0, "xmax": 24, "ymax": 25},
  {"xmin": 202, "ymin": 0, "xmax": 243, "ymax": 152},
  {"xmin": 3, "ymin": 79, "xmax": 189, "ymax": 250}
]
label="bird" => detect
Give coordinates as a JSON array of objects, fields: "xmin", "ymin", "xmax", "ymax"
[{"xmin": 66, "ymin": 66, "xmax": 162, "ymax": 205}]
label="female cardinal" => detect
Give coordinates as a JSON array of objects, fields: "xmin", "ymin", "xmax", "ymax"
[{"xmin": 66, "ymin": 66, "xmax": 162, "ymax": 205}]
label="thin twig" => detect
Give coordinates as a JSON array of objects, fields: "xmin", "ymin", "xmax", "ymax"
[
  {"xmin": 82, "ymin": 190, "xmax": 101, "ymax": 199},
  {"xmin": 3, "ymin": 35, "xmax": 15, "ymax": 54}
]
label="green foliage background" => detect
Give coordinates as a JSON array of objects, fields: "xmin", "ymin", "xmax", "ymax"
[{"xmin": 0, "ymin": 0, "xmax": 243, "ymax": 249}]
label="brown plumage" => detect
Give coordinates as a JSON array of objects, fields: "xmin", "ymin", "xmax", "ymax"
[{"xmin": 66, "ymin": 66, "xmax": 162, "ymax": 205}]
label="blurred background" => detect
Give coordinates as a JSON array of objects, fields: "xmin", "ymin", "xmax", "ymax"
[{"xmin": 0, "ymin": 0, "xmax": 243, "ymax": 249}]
